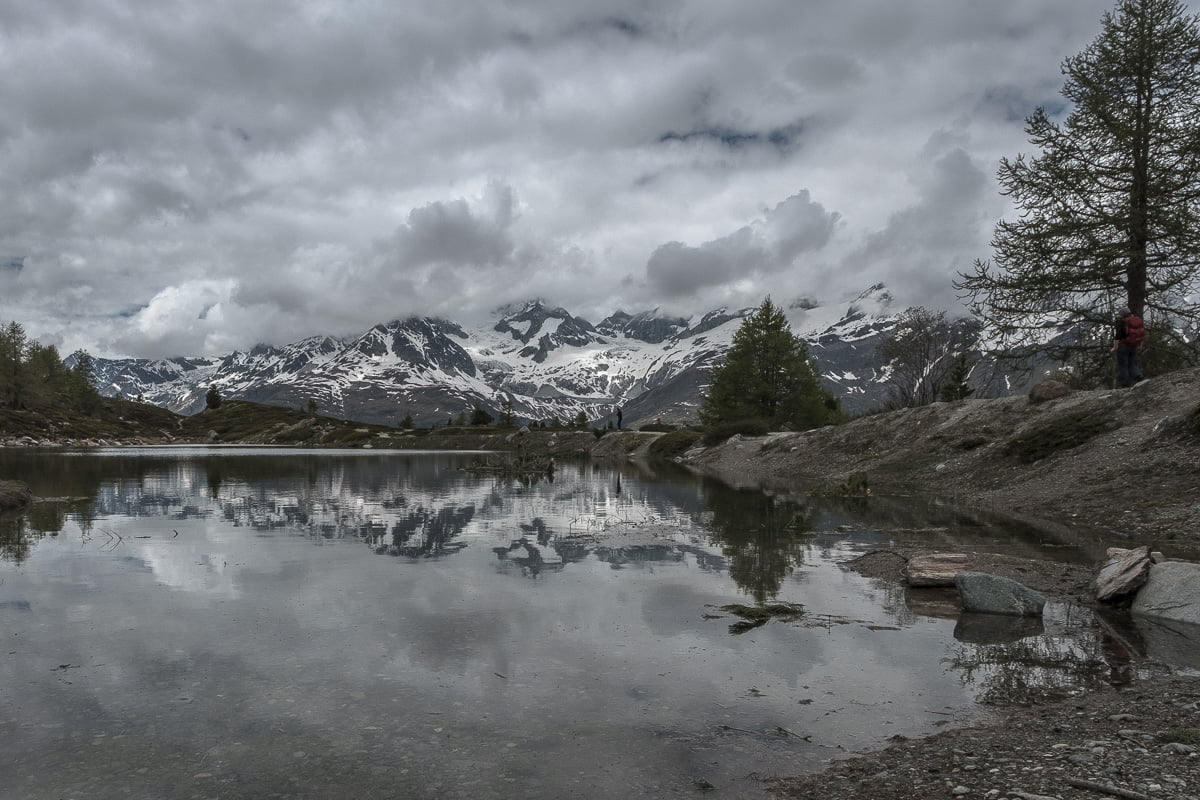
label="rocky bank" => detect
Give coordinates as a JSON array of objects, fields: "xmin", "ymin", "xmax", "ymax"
[
  {"xmin": 682, "ymin": 366, "xmax": 1200, "ymax": 556},
  {"xmin": 673, "ymin": 368, "xmax": 1200, "ymax": 799}
]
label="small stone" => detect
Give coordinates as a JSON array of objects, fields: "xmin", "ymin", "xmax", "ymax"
[{"xmin": 951, "ymin": 786, "xmax": 969, "ymax": 796}]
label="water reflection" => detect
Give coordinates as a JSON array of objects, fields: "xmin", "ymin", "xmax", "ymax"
[
  {"xmin": 945, "ymin": 606, "xmax": 1112, "ymax": 705},
  {"xmin": 703, "ymin": 484, "xmax": 814, "ymax": 604},
  {"xmin": 0, "ymin": 447, "xmax": 1191, "ymax": 800}
]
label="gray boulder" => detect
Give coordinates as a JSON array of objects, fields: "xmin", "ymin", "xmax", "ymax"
[
  {"xmin": 1133, "ymin": 615, "xmax": 1200, "ymax": 670},
  {"xmin": 1028, "ymin": 379, "xmax": 1070, "ymax": 404},
  {"xmin": 1132, "ymin": 561, "xmax": 1200, "ymax": 626},
  {"xmin": 955, "ymin": 572, "xmax": 1046, "ymax": 617}
]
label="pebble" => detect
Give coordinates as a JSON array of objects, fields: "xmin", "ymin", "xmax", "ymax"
[{"xmin": 950, "ymin": 785, "xmax": 969, "ymax": 796}]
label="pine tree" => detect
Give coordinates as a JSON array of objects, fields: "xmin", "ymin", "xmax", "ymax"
[
  {"xmin": 68, "ymin": 350, "xmax": 100, "ymax": 415},
  {"xmin": 205, "ymin": 386, "xmax": 222, "ymax": 410},
  {"xmin": 498, "ymin": 397, "xmax": 516, "ymax": 427},
  {"xmin": 958, "ymin": 0, "xmax": 1200, "ymax": 365},
  {"xmin": 0, "ymin": 321, "xmax": 27, "ymax": 409},
  {"xmin": 938, "ymin": 354, "xmax": 976, "ymax": 402},
  {"xmin": 699, "ymin": 298, "xmax": 842, "ymax": 430}
]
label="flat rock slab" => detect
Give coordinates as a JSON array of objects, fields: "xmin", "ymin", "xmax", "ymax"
[
  {"xmin": 1094, "ymin": 546, "xmax": 1151, "ymax": 602},
  {"xmin": 1132, "ymin": 561, "xmax": 1200, "ymax": 626},
  {"xmin": 904, "ymin": 552, "xmax": 974, "ymax": 587},
  {"xmin": 955, "ymin": 571, "xmax": 1046, "ymax": 617}
]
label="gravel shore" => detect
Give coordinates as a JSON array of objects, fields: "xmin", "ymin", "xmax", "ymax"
[{"xmin": 677, "ymin": 369, "xmax": 1200, "ymax": 799}]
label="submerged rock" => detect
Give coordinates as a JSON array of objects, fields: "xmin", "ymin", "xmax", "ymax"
[
  {"xmin": 955, "ymin": 572, "xmax": 1046, "ymax": 617},
  {"xmin": 953, "ymin": 612, "xmax": 1045, "ymax": 644}
]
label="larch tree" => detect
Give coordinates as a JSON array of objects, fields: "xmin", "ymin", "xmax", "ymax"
[
  {"xmin": 877, "ymin": 308, "xmax": 980, "ymax": 408},
  {"xmin": 957, "ymin": 0, "xmax": 1200, "ymax": 367},
  {"xmin": 699, "ymin": 298, "xmax": 842, "ymax": 430}
]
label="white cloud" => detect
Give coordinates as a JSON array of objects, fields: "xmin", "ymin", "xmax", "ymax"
[{"xmin": 0, "ymin": 0, "xmax": 1162, "ymax": 356}]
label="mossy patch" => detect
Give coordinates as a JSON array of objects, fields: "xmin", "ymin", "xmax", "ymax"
[
  {"xmin": 0, "ymin": 481, "xmax": 33, "ymax": 512},
  {"xmin": 1003, "ymin": 410, "xmax": 1118, "ymax": 463},
  {"xmin": 648, "ymin": 429, "xmax": 703, "ymax": 460},
  {"xmin": 720, "ymin": 602, "xmax": 804, "ymax": 634},
  {"xmin": 1162, "ymin": 728, "xmax": 1200, "ymax": 746}
]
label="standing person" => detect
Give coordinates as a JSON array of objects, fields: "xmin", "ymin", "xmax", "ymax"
[
  {"xmin": 1111, "ymin": 306, "xmax": 1145, "ymax": 388},
  {"xmin": 616, "ymin": 407, "xmax": 623, "ymax": 429}
]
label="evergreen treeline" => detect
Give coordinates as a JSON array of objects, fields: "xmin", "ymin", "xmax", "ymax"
[{"xmin": 0, "ymin": 321, "xmax": 101, "ymax": 414}]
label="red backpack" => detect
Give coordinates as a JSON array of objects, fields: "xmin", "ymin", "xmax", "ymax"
[{"xmin": 1123, "ymin": 314, "xmax": 1146, "ymax": 347}]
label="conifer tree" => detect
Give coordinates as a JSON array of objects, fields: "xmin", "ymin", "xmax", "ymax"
[
  {"xmin": 699, "ymin": 298, "xmax": 842, "ymax": 430},
  {"xmin": 938, "ymin": 354, "xmax": 976, "ymax": 402},
  {"xmin": 498, "ymin": 397, "xmax": 516, "ymax": 427},
  {"xmin": 958, "ymin": 0, "xmax": 1200, "ymax": 364},
  {"xmin": 0, "ymin": 321, "xmax": 27, "ymax": 409},
  {"xmin": 68, "ymin": 350, "xmax": 100, "ymax": 414}
]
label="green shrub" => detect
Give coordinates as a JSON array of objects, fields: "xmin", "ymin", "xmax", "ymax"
[
  {"xmin": 321, "ymin": 427, "xmax": 374, "ymax": 446},
  {"xmin": 648, "ymin": 429, "xmax": 703, "ymax": 460},
  {"xmin": 701, "ymin": 418, "xmax": 771, "ymax": 446},
  {"xmin": 1161, "ymin": 728, "xmax": 1200, "ymax": 746},
  {"xmin": 428, "ymin": 426, "xmax": 473, "ymax": 436}
]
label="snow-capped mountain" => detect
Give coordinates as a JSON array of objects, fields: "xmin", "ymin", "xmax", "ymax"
[{"xmin": 91, "ymin": 285, "xmax": 916, "ymax": 427}]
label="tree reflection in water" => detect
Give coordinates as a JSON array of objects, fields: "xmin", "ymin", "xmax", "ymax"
[
  {"xmin": 945, "ymin": 634, "xmax": 1113, "ymax": 705},
  {"xmin": 366, "ymin": 505, "xmax": 475, "ymax": 558},
  {"xmin": 701, "ymin": 480, "xmax": 816, "ymax": 604}
]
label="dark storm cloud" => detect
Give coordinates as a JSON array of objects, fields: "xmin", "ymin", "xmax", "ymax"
[
  {"xmin": 646, "ymin": 191, "xmax": 839, "ymax": 297},
  {"xmin": 0, "ymin": 0, "xmax": 1168, "ymax": 356},
  {"xmin": 391, "ymin": 186, "xmax": 517, "ymax": 268}
]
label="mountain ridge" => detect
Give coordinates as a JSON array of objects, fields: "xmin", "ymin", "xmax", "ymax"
[{"xmin": 88, "ymin": 285, "xmax": 936, "ymax": 428}]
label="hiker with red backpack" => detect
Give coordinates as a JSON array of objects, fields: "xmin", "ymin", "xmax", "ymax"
[{"xmin": 1111, "ymin": 306, "xmax": 1145, "ymax": 388}]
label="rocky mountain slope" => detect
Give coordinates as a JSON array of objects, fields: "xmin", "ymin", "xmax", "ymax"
[{"xmin": 88, "ymin": 285, "xmax": 920, "ymax": 428}]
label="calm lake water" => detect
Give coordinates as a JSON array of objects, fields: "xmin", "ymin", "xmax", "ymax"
[{"xmin": 0, "ymin": 447, "xmax": 1188, "ymax": 799}]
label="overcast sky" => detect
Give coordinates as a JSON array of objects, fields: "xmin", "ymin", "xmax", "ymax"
[{"xmin": 0, "ymin": 1, "xmax": 1161, "ymax": 359}]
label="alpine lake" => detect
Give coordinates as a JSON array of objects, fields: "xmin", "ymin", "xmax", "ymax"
[{"xmin": 0, "ymin": 446, "xmax": 1192, "ymax": 799}]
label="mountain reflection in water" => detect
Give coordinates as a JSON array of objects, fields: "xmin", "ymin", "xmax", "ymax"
[{"xmin": 0, "ymin": 447, "xmax": 1186, "ymax": 800}]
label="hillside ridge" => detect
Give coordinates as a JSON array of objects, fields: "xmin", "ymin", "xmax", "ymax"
[{"xmin": 682, "ymin": 367, "xmax": 1200, "ymax": 550}]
